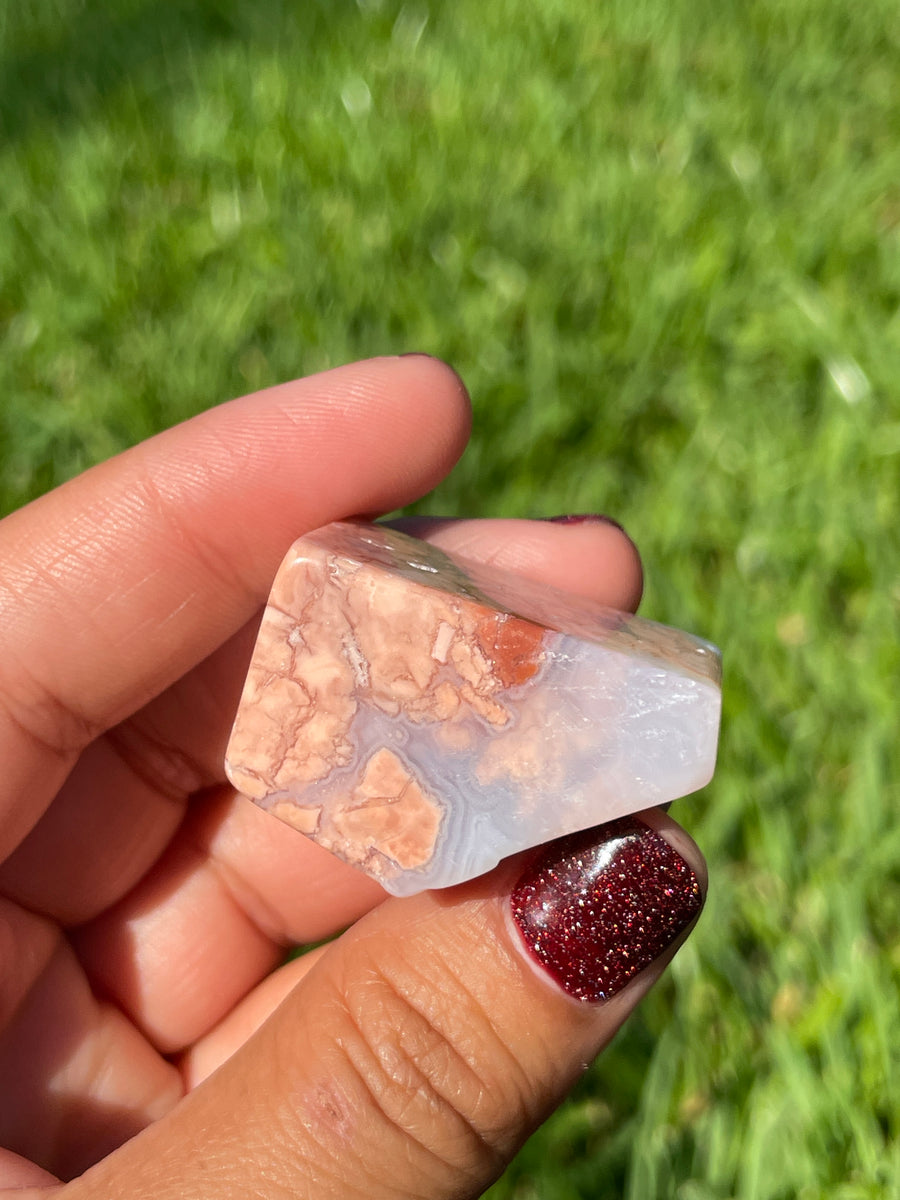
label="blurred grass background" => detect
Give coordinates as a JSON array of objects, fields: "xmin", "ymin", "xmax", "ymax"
[{"xmin": 2, "ymin": 0, "xmax": 899, "ymax": 1195}]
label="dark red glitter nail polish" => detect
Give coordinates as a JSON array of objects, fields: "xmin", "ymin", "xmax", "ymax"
[
  {"xmin": 543, "ymin": 514, "xmax": 628, "ymax": 533},
  {"xmin": 510, "ymin": 817, "xmax": 703, "ymax": 1003}
]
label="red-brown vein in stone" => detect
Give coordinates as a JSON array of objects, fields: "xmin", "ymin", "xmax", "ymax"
[
  {"xmin": 225, "ymin": 558, "xmax": 358, "ymax": 796},
  {"xmin": 474, "ymin": 612, "xmax": 546, "ymax": 689}
]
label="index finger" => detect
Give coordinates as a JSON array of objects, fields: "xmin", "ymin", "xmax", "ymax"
[{"xmin": 0, "ymin": 356, "xmax": 471, "ymax": 858}]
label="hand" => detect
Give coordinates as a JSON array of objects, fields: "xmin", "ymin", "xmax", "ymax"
[{"xmin": 0, "ymin": 356, "xmax": 706, "ymax": 1199}]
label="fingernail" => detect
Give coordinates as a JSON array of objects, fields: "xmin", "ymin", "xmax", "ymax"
[
  {"xmin": 543, "ymin": 514, "xmax": 627, "ymax": 534},
  {"xmin": 396, "ymin": 354, "xmax": 470, "ymax": 399},
  {"xmin": 510, "ymin": 817, "xmax": 703, "ymax": 1003}
]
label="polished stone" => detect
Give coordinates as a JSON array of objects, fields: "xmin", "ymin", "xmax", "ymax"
[{"xmin": 225, "ymin": 521, "xmax": 722, "ymax": 895}]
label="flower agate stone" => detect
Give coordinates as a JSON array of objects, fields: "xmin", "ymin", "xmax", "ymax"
[{"xmin": 225, "ymin": 521, "xmax": 722, "ymax": 896}]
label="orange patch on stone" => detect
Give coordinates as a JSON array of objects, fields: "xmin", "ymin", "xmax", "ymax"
[
  {"xmin": 331, "ymin": 748, "xmax": 442, "ymax": 870},
  {"xmin": 474, "ymin": 612, "xmax": 546, "ymax": 689},
  {"xmin": 269, "ymin": 800, "xmax": 321, "ymax": 835}
]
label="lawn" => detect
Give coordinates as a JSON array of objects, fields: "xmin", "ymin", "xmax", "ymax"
[{"xmin": 2, "ymin": 1, "xmax": 899, "ymax": 1195}]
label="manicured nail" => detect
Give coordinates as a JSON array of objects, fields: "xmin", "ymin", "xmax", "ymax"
[
  {"xmin": 510, "ymin": 817, "xmax": 703, "ymax": 1002},
  {"xmin": 544, "ymin": 514, "xmax": 627, "ymax": 534}
]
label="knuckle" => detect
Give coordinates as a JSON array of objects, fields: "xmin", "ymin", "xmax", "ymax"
[
  {"xmin": 0, "ymin": 675, "xmax": 102, "ymax": 767},
  {"xmin": 321, "ymin": 944, "xmax": 535, "ymax": 1189},
  {"xmin": 104, "ymin": 711, "xmax": 212, "ymax": 802}
]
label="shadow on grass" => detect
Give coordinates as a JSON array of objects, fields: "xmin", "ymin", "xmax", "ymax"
[{"xmin": 0, "ymin": 0, "xmax": 362, "ymax": 142}]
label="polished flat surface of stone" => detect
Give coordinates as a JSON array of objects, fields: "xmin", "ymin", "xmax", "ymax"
[{"xmin": 225, "ymin": 521, "xmax": 722, "ymax": 895}]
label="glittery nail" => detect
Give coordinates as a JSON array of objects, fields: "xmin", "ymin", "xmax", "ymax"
[{"xmin": 510, "ymin": 817, "xmax": 703, "ymax": 1003}]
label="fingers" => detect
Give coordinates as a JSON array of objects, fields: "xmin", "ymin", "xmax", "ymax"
[
  {"xmin": 2, "ymin": 512, "xmax": 643, "ymax": 928},
  {"xmin": 0, "ymin": 355, "xmax": 471, "ymax": 859},
  {"xmin": 71, "ymin": 787, "xmax": 381, "ymax": 1053},
  {"xmin": 63, "ymin": 811, "xmax": 705, "ymax": 1200},
  {"xmin": 180, "ymin": 947, "xmax": 328, "ymax": 1089},
  {"xmin": 395, "ymin": 515, "xmax": 643, "ymax": 611},
  {"xmin": 0, "ymin": 899, "xmax": 180, "ymax": 1182},
  {"xmin": 69, "ymin": 514, "xmax": 645, "ymax": 1053},
  {"xmin": 0, "ymin": 509, "xmax": 645, "ymax": 1180}
]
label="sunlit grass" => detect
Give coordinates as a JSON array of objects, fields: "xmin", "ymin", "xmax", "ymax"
[{"xmin": 2, "ymin": 1, "xmax": 899, "ymax": 1195}]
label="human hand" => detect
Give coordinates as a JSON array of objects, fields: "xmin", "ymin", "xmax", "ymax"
[{"xmin": 0, "ymin": 356, "xmax": 706, "ymax": 1198}]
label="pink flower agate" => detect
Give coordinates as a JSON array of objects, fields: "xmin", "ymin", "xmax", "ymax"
[{"xmin": 225, "ymin": 521, "xmax": 721, "ymax": 896}]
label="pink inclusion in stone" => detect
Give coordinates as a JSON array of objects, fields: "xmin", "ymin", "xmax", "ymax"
[
  {"xmin": 225, "ymin": 521, "xmax": 721, "ymax": 896},
  {"xmin": 510, "ymin": 817, "xmax": 703, "ymax": 1002}
]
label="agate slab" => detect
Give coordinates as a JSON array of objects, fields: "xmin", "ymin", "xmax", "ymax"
[{"xmin": 225, "ymin": 521, "xmax": 722, "ymax": 896}]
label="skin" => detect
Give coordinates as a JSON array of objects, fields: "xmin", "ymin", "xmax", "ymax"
[{"xmin": 0, "ymin": 356, "xmax": 705, "ymax": 1198}]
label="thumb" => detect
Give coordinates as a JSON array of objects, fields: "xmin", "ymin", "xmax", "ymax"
[{"xmin": 65, "ymin": 810, "xmax": 706, "ymax": 1200}]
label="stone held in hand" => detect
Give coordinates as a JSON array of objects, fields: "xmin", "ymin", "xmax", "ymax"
[{"xmin": 225, "ymin": 521, "xmax": 722, "ymax": 896}]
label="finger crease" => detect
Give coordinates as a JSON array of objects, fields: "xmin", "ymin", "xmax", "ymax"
[
  {"xmin": 0, "ymin": 685, "xmax": 99, "ymax": 764},
  {"xmin": 104, "ymin": 717, "xmax": 216, "ymax": 805},
  {"xmin": 339, "ymin": 975, "xmax": 506, "ymax": 1184},
  {"xmin": 207, "ymin": 856, "xmax": 288, "ymax": 948},
  {"xmin": 425, "ymin": 942, "xmax": 534, "ymax": 1128},
  {"xmin": 133, "ymin": 468, "xmax": 261, "ymax": 617}
]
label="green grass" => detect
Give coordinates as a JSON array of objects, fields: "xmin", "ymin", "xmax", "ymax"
[{"xmin": 2, "ymin": 1, "xmax": 899, "ymax": 1195}]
